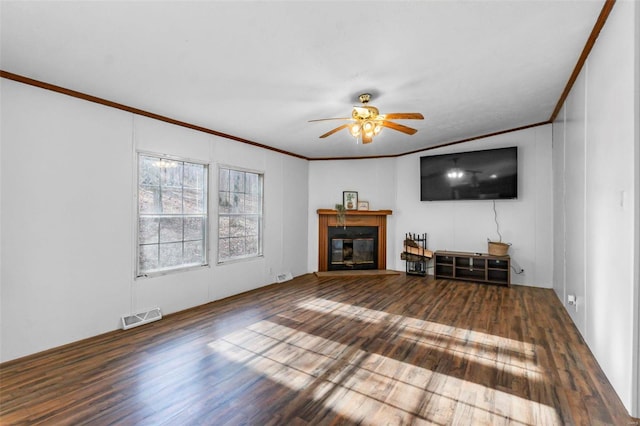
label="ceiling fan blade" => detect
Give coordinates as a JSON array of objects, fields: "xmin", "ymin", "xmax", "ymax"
[
  {"xmin": 362, "ymin": 133, "xmax": 373, "ymax": 144},
  {"xmin": 380, "ymin": 120, "xmax": 418, "ymax": 135},
  {"xmin": 319, "ymin": 124, "xmax": 350, "ymax": 138},
  {"xmin": 381, "ymin": 113, "xmax": 424, "ymax": 120},
  {"xmin": 309, "ymin": 117, "xmax": 351, "ymax": 122}
]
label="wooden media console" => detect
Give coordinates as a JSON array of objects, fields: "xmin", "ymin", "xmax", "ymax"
[{"xmin": 434, "ymin": 250, "xmax": 510, "ymax": 286}]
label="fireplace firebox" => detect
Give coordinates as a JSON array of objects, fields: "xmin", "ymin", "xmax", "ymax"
[{"xmin": 328, "ymin": 226, "xmax": 378, "ymax": 270}]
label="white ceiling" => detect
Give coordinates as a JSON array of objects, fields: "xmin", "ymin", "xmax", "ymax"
[{"xmin": 1, "ymin": 1, "xmax": 606, "ymax": 159}]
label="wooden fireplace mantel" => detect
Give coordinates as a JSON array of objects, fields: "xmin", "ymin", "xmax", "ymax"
[{"xmin": 317, "ymin": 209, "xmax": 392, "ymax": 272}]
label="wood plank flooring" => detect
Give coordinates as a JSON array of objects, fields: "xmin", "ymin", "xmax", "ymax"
[
  {"xmin": 1, "ymin": 273, "xmax": 635, "ymax": 425},
  {"xmin": 314, "ymin": 270, "xmax": 403, "ymax": 278}
]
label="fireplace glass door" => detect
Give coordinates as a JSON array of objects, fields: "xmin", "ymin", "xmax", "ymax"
[{"xmin": 328, "ymin": 226, "xmax": 377, "ymax": 270}]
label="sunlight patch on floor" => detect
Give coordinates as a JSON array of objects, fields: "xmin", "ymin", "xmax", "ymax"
[
  {"xmin": 208, "ymin": 320, "xmax": 349, "ymax": 391},
  {"xmin": 297, "ymin": 297, "xmax": 391, "ymax": 324},
  {"xmin": 298, "ymin": 297, "xmax": 540, "ymax": 377},
  {"xmin": 299, "ymin": 297, "xmax": 536, "ymax": 355},
  {"xmin": 401, "ymin": 327, "xmax": 542, "ymax": 380},
  {"xmin": 318, "ymin": 350, "xmax": 561, "ymax": 425},
  {"xmin": 208, "ymin": 317, "xmax": 561, "ymax": 425}
]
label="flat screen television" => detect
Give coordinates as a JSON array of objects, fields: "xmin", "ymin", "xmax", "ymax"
[{"xmin": 420, "ymin": 147, "xmax": 518, "ymax": 201}]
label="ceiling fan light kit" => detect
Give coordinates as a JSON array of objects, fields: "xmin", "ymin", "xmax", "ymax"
[{"xmin": 310, "ymin": 93, "xmax": 424, "ymax": 145}]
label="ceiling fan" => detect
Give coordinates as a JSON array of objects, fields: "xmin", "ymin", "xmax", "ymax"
[{"xmin": 309, "ymin": 93, "xmax": 424, "ymax": 144}]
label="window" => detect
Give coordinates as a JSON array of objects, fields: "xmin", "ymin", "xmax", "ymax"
[
  {"xmin": 137, "ymin": 154, "xmax": 208, "ymax": 276},
  {"xmin": 218, "ymin": 167, "xmax": 263, "ymax": 262}
]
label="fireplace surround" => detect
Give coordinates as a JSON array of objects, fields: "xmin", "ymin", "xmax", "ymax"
[{"xmin": 317, "ymin": 209, "xmax": 392, "ymax": 272}]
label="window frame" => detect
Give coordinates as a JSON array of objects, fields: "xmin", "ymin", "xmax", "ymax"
[
  {"xmin": 136, "ymin": 151, "xmax": 210, "ymax": 278},
  {"xmin": 216, "ymin": 164, "xmax": 264, "ymax": 264}
]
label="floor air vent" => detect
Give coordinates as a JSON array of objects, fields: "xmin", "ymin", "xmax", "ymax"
[
  {"xmin": 276, "ymin": 272, "xmax": 293, "ymax": 283},
  {"xmin": 121, "ymin": 307, "xmax": 162, "ymax": 330}
]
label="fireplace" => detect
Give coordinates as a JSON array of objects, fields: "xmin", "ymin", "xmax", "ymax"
[
  {"xmin": 317, "ymin": 209, "xmax": 392, "ymax": 272},
  {"xmin": 328, "ymin": 226, "xmax": 378, "ymax": 270}
]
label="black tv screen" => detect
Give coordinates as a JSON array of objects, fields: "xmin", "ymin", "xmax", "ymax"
[{"xmin": 420, "ymin": 147, "xmax": 518, "ymax": 201}]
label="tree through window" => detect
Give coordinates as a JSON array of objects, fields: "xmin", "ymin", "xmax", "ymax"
[
  {"xmin": 218, "ymin": 167, "xmax": 263, "ymax": 262},
  {"xmin": 137, "ymin": 154, "xmax": 208, "ymax": 276}
]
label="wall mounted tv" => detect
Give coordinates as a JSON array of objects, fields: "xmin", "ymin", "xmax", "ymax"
[{"xmin": 420, "ymin": 147, "xmax": 518, "ymax": 201}]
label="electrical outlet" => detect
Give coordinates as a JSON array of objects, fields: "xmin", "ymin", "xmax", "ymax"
[{"xmin": 567, "ymin": 294, "xmax": 578, "ymax": 312}]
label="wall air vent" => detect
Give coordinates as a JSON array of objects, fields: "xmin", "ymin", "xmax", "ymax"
[{"xmin": 121, "ymin": 307, "xmax": 162, "ymax": 330}]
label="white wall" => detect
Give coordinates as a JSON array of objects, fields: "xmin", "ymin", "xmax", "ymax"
[
  {"xmin": 635, "ymin": 0, "xmax": 640, "ymax": 415},
  {"xmin": 0, "ymin": 76, "xmax": 3, "ymax": 361},
  {"xmin": 552, "ymin": 0, "xmax": 638, "ymax": 414},
  {"xmin": 307, "ymin": 125, "xmax": 554, "ymax": 288},
  {"xmin": 563, "ymin": 69, "xmax": 588, "ymax": 331},
  {"xmin": 0, "ymin": 79, "xmax": 309, "ymax": 362},
  {"xmin": 393, "ymin": 125, "xmax": 553, "ymax": 287},
  {"xmin": 307, "ymin": 158, "xmax": 398, "ymax": 272},
  {"xmin": 2, "ymin": 81, "xmax": 134, "ymax": 361},
  {"xmin": 552, "ymin": 106, "xmax": 566, "ymax": 301}
]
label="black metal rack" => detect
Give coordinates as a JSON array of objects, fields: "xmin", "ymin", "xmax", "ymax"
[{"xmin": 402, "ymin": 233, "xmax": 430, "ymax": 276}]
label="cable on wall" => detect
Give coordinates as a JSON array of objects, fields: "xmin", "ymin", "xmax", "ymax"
[{"xmin": 493, "ymin": 200, "xmax": 503, "ymax": 242}]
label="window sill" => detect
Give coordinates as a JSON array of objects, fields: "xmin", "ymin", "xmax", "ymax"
[
  {"xmin": 217, "ymin": 254, "xmax": 264, "ymax": 266},
  {"xmin": 136, "ymin": 263, "xmax": 210, "ymax": 280}
]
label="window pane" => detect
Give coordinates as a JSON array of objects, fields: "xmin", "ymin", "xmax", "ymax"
[
  {"xmin": 218, "ymin": 238, "xmax": 230, "ymax": 261},
  {"xmin": 139, "ymin": 186, "xmax": 160, "ymax": 214},
  {"xmin": 246, "ymin": 173, "xmax": 259, "ymax": 194},
  {"xmin": 231, "ymin": 193, "xmax": 244, "ymax": 213},
  {"xmin": 183, "ymin": 163, "xmax": 204, "ymax": 188},
  {"xmin": 246, "ymin": 236, "xmax": 259, "ymax": 255},
  {"xmin": 245, "ymin": 216, "xmax": 259, "ymax": 237},
  {"xmin": 244, "ymin": 194, "xmax": 260, "ymax": 214},
  {"xmin": 219, "ymin": 168, "xmax": 230, "ymax": 192},
  {"xmin": 219, "ymin": 191, "xmax": 231, "ymax": 213},
  {"xmin": 139, "ymin": 217, "xmax": 159, "ymax": 244},
  {"xmin": 160, "ymin": 217, "xmax": 183, "ymax": 243},
  {"xmin": 184, "ymin": 240, "xmax": 204, "ymax": 264},
  {"xmin": 230, "ymin": 217, "xmax": 245, "ymax": 237},
  {"xmin": 229, "ymin": 237, "xmax": 245, "ymax": 258},
  {"xmin": 160, "ymin": 161, "xmax": 183, "ymax": 187},
  {"xmin": 231, "ymin": 170, "xmax": 245, "ymax": 192},
  {"xmin": 219, "ymin": 216, "xmax": 230, "ymax": 238},
  {"xmin": 159, "ymin": 242, "xmax": 183, "ymax": 268},
  {"xmin": 161, "ymin": 188, "xmax": 183, "ymax": 214},
  {"xmin": 139, "ymin": 244, "xmax": 159, "ymax": 271},
  {"xmin": 184, "ymin": 217, "xmax": 204, "ymax": 240},
  {"xmin": 140, "ymin": 156, "xmax": 160, "ymax": 186},
  {"xmin": 184, "ymin": 188, "xmax": 205, "ymax": 214}
]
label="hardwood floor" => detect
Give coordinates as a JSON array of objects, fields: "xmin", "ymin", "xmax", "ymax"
[{"xmin": 0, "ymin": 274, "xmax": 635, "ymax": 425}]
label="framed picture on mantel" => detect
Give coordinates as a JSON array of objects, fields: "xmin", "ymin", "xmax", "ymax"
[
  {"xmin": 343, "ymin": 191, "xmax": 358, "ymax": 210},
  {"xmin": 357, "ymin": 201, "xmax": 369, "ymax": 211}
]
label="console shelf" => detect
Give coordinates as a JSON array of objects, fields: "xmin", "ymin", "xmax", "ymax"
[{"xmin": 434, "ymin": 250, "xmax": 510, "ymax": 287}]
